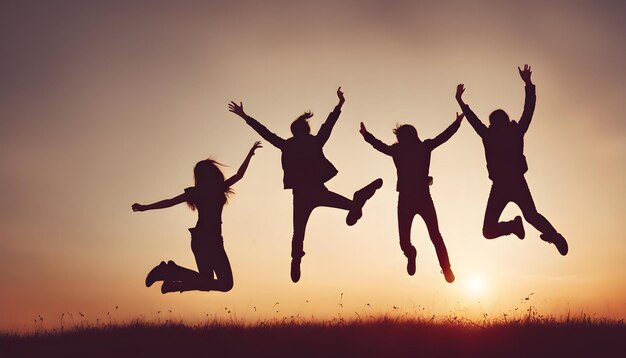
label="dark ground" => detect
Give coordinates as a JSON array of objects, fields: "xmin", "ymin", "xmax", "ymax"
[{"xmin": 1, "ymin": 319, "xmax": 624, "ymax": 358}]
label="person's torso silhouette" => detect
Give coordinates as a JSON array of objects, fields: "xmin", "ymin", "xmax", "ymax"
[
  {"xmin": 482, "ymin": 122, "xmax": 528, "ymax": 182},
  {"xmin": 184, "ymin": 186, "xmax": 225, "ymax": 235},
  {"xmin": 281, "ymin": 133, "xmax": 338, "ymax": 190},
  {"xmin": 392, "ymin": 140, "xmax": 436, "ymax": 193}
]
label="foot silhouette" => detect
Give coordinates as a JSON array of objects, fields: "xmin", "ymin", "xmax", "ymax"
[
  {"xmin": 290, "ymin": 258, "xmax": 301, "ymax": 283},
  {"xmin": 406, "ymin": 250, "xmax": 416, "ymax": 276},
  {"xmin": 145, "ymin": 261, "xmax": 168, "ymax": 287},
  {"xmin": 161, "ymin": 281, "xmax": 182, "ymax": 294},
  {"xmin": 541, "ymin": 233, "xmax": 568, "ymax": 256},
  {"xmin": 513, "ymin": 216, "xmax": 525, "ymax": 240},
  {"xmin": 347, "ymin": 178, "xmax": 383, "ymax": 226},
  {"xmin": 442, "ymin": 267, "xmax": 455, "ymax": 283}
]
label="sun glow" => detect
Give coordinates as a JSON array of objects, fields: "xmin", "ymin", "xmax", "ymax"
[{"xmin": 466, "ymin": 275, "xmax": 487, "ymax": 297}]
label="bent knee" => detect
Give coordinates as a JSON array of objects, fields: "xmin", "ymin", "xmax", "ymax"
[
  {"xmin": 209, "ymin": 278, "xmax": 234, "ymax": 292},
  {"xmin": 219, "ymin": 279, "xmax": 234, "ymax": 292},
  {"xmin": 482, "ymin": 227, "xmax": 497, "ymax": 240}
]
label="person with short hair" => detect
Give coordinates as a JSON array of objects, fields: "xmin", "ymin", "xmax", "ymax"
[
  {"xmin": 229, "ymin": 87, "xmax": 382, "ymax": 283},
  {"xmin": 359, "ymin": 111, "xmax": 464, "ymax": 283},
  {"xmin": 455, "ymin": 64, "xmax": 568, "ymax": 256}
]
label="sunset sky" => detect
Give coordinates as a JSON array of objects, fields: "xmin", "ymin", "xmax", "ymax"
[{"xmin": 1, "ymin": 0, "xmax": 624, "ymax": 331}]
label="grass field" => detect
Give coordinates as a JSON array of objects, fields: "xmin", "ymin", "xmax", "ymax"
[{"xmin": 1, "ymin": 314, "xmax": 624, "ymax": 358}]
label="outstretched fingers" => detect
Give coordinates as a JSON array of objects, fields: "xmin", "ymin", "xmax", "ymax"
[
  {"xmin": 228, "ymin": 101, "xmax": 245, "ymax": 115},
  {"xmin": 228, "ymin": 101, "xmax": 237, "ymax": 112},
  {"xmin": 456, "ymin": 83, "xmax": 465, "ymax": 98},
  {"xmin": 251, "ymin": 140, "xmax": 263, "ymax": 153},
  {"xmin": 518, "ymin": 64, "xmax": 533, "ymax": 83}
]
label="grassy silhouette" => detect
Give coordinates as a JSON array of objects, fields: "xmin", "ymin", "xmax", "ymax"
[{"xmin": 2, "ymin": 311, "xmax": 624, "ymax": 358}]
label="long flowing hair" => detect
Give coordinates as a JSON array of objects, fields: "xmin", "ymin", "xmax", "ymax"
[{"xmin": 187, "ymin": 159, "xmax": 233, "ymax": 210}]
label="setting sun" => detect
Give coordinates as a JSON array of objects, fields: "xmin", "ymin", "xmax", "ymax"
[{"xmin": 466, "ymin": 275, "xmax": 487, "ymax": 297}]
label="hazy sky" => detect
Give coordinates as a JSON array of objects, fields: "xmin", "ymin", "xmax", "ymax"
[{"xmin": 1, "ymin": 0, "xmax": 625, "ymax": 331}]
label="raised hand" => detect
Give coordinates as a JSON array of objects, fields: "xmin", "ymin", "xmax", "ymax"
[
  {"xmin": 456, "ymin": 112, "xmax": 465, "ymax": 121},
  {"xmin": 132, "ymin": 203, "xmax": 145, "ymax": 212},
  {"xmin": 337, "ymin": 86, "xmax": 345, "ymax": 104},
  {"xmin": 228, "ymin": 101, "xmax": 246, "ymax": 118},
  {"xmin": 359, "ymin": 122, "xmax": 368, "ymax": 136},
  {"xmin": 455, "ymin": 84, "xmax": 465, "ymax": 101},
  {"xmin": 518, "ymin": 64, "xmax": 533, "ymax": 85},
  {"xmin": 249, "ymin": 141, "xmax": 263, "ymax": 155}
]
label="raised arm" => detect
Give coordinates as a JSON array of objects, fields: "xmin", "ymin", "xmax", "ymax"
[
  {"xmin": 317, "ymin": 87, "xmax": 345, "ymax": 145},
  {"xmin": 360, "ymin": 122, "xmax": 393, "ymax": 156},
  {"xmin": 429, "ymin": 112, "xmax": 464, "ymax": 149},
  {"xmin": 132, "ymin": 193, "xmax": 187, "ymax": 212},
  {"xmin": 228, "ymin": 101, "xmax": 285, "ymax": 149},
  {"xmin": 517, "ymin": 64, "xmax": 536, "ymax": 134},
  {"xmin": 456, "ymin": 83, "xmax": 487, "ymax": 138},
  {"xmin": 224, "ymin": 141, "xmax": 262, "ymax": 187}
]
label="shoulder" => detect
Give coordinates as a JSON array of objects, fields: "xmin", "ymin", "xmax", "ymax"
[
  {"xmin": 510, "ymin": 121, "xmax": 522, "ymax": 131},
  {"xmin": 184, "ymin": 187, "xmax": 196, "ymax": 197},
  {"xmin": 422, "ymin": 139, "xmax": 435, "ymax": 148}
]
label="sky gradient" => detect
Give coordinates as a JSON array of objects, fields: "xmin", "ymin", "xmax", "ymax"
[{"xmin": 1, "ymin": 0, "xmax": 625, "ymax": 331}]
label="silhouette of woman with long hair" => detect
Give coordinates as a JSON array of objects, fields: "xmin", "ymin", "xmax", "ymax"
[
  {"xmin": 359, "ymin": 113, "xmax": 463, "ymax": 283},
  {"xmin": 131, "ymin": 141, "xmax": 262, "ymax": 293},
  {"xmin": 229, "ymin": 87, "xmax": 382, "ymax": 283},
  {"xmin": 456, "ymin": 64, "xmax": 568, "ymax": 255}
]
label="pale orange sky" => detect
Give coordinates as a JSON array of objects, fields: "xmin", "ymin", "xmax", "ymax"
[{"xmin": 1, "ymin": 0, "xmax": 625, "ymax": 331}]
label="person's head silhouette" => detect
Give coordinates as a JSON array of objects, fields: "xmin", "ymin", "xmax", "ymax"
[
  {"xmin": 290, "ymin": 111, "xmax": 313, "ymax": 137},
  {"xmin": 190, "ymin": 159, "xmax": 231, "ymax": 208},
  {"xmin": 394, "ymin": 124, "xmax": 420, "ymax": 144},
  {"xmin": 194, "ymin": 159, "xmax": 225, "ymax": 188},
  {"xmin": 489, "ymin": 109, "xmax": 510, "ymax": 128}
]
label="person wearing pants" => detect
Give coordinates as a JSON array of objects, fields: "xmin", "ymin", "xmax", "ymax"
[
  {"xmin": 455, "ymin": 64, "xmax": 568, "ymax": 256},
  {"xmin": 229, "ymin": 87, "xmax": 382, "ymax": 283},
  {"xmin": 132, "ymin": 142, "xmax": 262, "ymax": 293},
  {"xmin": 359, "ymin": 112, "xmax": 464, "ymax": 283}
]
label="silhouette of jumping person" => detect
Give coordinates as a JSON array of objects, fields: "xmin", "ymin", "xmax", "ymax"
[
  {"xmin": 131, "ymin": 141, "xmax": 262, "ymax": 293},
  {"xmin": 229, "ymin": 87, "xmax": 383, "ymax": 283},
  {"xmin": 359, "ymin": 113, "xmax": 464, "ymax": 283},
  {"xmin": 456, "ymin": 64, "xmax": 568, "ymax": 255}
]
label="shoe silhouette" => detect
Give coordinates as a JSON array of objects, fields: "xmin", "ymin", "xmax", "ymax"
[
  {"xmin": 347, "ymin": 178, "xmax": 383, "ymax": 226},
  {"xmin": 541, "ymin": 233, "xmax": 569, "ymax": 256},
  {"xmin": 145, "ymin": 261, "xmax": 168, "ymax": 287},
  {"xmin": 513, "ymin": 216, "xmax": 525, "ymax": 240},
  {"xmin": 290, "ymin": 258, "xmax": 301, "ymax": 283},
  {"xmin": 442, "ymin": 267, "xmax": 455, "ymax": 283},
  {"xmin": 406, "ymin": 249, "xmax": 417, "ymax": 276}
]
